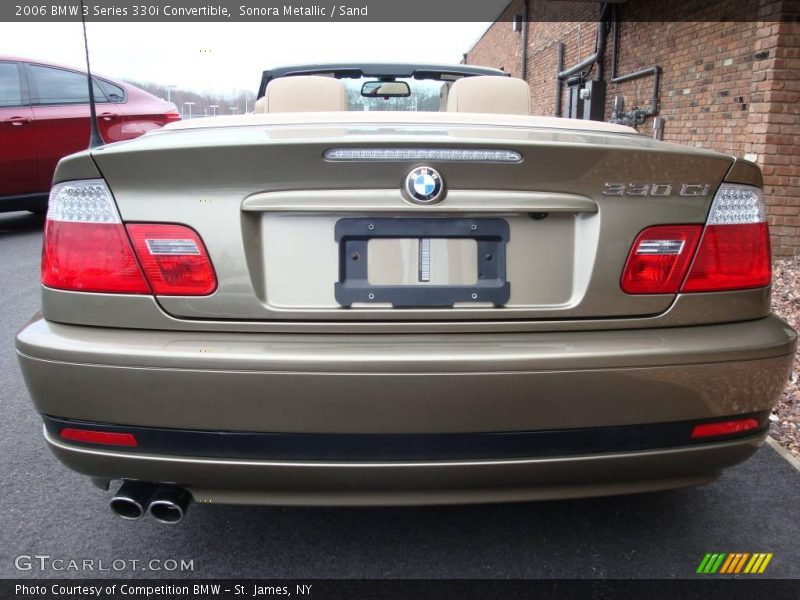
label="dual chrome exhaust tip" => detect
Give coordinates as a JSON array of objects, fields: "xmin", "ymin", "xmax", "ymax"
[{"xmin": 110, "ymin": 481, "xmax": 191, "ymax": 524}]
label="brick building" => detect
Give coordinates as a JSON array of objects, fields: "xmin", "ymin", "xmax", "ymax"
[{"xmin": 464, "ymin": 0, "xmax": 800, "ymax": 256}]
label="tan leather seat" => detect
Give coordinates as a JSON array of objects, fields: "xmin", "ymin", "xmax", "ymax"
[
  {"xmin": 445, "ymin": 76, "xmax": 531, "ymax": 115},
  {"xmin": 254, "ymin": 75, "xmax": 347, "ymax": 113}
]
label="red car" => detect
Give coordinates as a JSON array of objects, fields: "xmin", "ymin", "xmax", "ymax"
[{"xmin": 0, "ymin": 56, "xmax": 179, "ymax": 213}]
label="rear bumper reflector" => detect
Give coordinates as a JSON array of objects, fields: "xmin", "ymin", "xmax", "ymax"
[
  {"xmin": 59, "ymin": 428, "xmax": 138, "ymax": 447},
  {"xmin": 690, "ymin": 418, "xmax": 761, "ymax": 439}
]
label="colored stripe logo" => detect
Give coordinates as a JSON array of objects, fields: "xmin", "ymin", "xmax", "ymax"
[{"xmin": 696, "ymin": 553, "xmax": 773, "ymax": 574}]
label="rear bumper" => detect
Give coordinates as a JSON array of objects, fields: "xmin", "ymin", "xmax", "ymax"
[
  {"xmin": 16, "ymin": 315, "xmax": 797, "ymax": 504},
  {"xmin": 44, "ymin": 427, "xmax": 766, "ymax": 505}
]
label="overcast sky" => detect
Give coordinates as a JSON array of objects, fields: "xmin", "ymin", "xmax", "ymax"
[{"xmin": 1, "ymin": 22, "xmax": 492, "ymax": 96}]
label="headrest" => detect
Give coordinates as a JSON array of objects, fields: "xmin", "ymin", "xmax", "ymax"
[
  {"xmin": 255, "ymin": 75, "xmax": 347, "ymax": 113},
  {"xmin": 446, "ymin": 75, "xmax": 531, "ymax": 115}
]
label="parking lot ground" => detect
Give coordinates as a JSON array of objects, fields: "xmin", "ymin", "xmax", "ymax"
[{"xmin": 1, "ymin": 210, "xmax": 798, "ymax": 579}]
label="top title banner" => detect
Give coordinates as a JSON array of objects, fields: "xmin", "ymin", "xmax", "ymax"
[
  {"xmin": 7, "ymin": 0, "xmax": 510, "ymax": 22},
  {"xmin": 2, "ymin": 0, "xmax": 785, "ymax": 22}
]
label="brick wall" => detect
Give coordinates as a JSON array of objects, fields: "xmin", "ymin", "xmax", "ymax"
[
  {"xmin": 749, "ymin": 19, "xmax": 800, "ymax": 256},
  {"xmin": 465, "ymin": 0, "xmax": 524, "ymax": 76},
  {"xmin": 464, "ymin": 0, "xmax": 800, "ymax": 256}
]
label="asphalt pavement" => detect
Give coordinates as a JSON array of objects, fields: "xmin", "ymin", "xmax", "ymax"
[{"xmin": 0, "ymin": 210, "xmax": 798, "ymax": 579}]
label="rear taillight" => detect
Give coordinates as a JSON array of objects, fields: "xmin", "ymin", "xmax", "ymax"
[
  {"xmin": 164, "ymin": 110, "xmax": 181, "ymax": 121},
  {"xmin": 42, "ymin": 180, "xmax": 150, "ymax": 294},
  {"xmin": 43, "ymin": 180, "xmax": 216, "ymax": 296},
  {"xmin": 127, "ymin": 224, "xmax": 217, "ymax": 295},
  {"xmin": 621, "ymin": 183, "xmax": 771, "ymax": 295},
  {"xmin": 620, "ymin": 225, "xmax": 702, "ymax": 294},
  {"xmin": 682, "ymin": 184, "xmax": 771, "ymax": 292}
]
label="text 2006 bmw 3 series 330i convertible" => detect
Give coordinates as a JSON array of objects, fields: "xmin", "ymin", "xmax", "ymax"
[{"xmin": 15, "ymin": 64, "xmax": 797, "ymax": 523}]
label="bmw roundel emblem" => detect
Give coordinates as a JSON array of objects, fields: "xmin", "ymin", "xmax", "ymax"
[{"xmin": 404, "ymin": 166, "xmax": 444, "ymax": 204}]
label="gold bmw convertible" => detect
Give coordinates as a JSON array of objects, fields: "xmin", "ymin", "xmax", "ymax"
[{"xmin": 15, "ymin": 64, "xmax": 797, "ymax": 523}]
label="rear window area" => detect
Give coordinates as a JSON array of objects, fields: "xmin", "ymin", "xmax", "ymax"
[{"xmin": 342, "ymin": 78, "xmax": 449, "ymax": 112}]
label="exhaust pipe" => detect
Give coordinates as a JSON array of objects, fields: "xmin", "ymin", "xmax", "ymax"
[
  {"xmin": 110, "ymin": 481, "xmax": 156, "ymax": 520},
  {"xmin": 148, "ymin": 486, "xmax": 192, "ymax": 524}
]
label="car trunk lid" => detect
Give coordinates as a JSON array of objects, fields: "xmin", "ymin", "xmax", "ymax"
[{"xmin": 91, "ymin": 115, "xmax": 733, "ymax": 323}]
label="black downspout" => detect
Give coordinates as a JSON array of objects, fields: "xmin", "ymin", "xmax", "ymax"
[
  {"xmin": 596, "ymin": 26, "xmax": 606, "ymax": 81},
  {"xmin": 555, "ymin": 42, "xmax": 564, "ymax": 117},
  {"xmin": 520, "ymin": 0, "xmax": 530, "ymax": 81},
  {"xmin": 554, "ymin": 2, "xmax": 610, "ymax": 118},
  {"xmin": 611, "ymin": 15, "xmax": 619, "ymax": 80},
  {"xmin": 556, "ymin": 2, "xmax": 611, "ymax": 80}
]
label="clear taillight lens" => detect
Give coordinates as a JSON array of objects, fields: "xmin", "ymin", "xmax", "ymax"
[
  {"xmin": 704, "ymin": 184, "xmax": 766, "ymax": 225},
  {"xmin": 42, "ymin": 180, "xmax": 150, "ymax": 294},
  {"xmin": 682, "ymin": 184, "xmax": 771, "ymax": 292}
]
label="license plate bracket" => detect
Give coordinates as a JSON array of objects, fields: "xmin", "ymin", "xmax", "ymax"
[{"xmin": 334, "ymin": 217, "xmax": 510, "ymax": 307}]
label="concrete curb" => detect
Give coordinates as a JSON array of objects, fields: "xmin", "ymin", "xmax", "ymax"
[{"xmin": 766, "ymin": 436, "xmax": 800, "ymax": 472}]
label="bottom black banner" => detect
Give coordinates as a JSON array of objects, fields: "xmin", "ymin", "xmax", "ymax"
[{"xmin": 2, "ymin": 579, "xmax": 798, "ymax": 600}]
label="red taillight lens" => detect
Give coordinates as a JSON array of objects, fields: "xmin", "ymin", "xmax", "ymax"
[
  {"xmin": 164, "ymin": 110, "xmax": 181, "ymax": 121},
  {"xmin": 691, "ymin": 418, "xmax": 760, "ymax": 439},
  {"xmin": 42, "ymin": 181, "xmax": 150, "ymax": 294},
  {"xmin": 620, "ymin": 225, "xmax": 702, "ymax": 294},
  {"xmin": 127, "ymin": 224, "xmax": 217, "ymax": 295},
  {"xmin": 681, "ymin": 222, "xmax": 771, "ymax": 292},
  {"xmin": 60, "ymin": 428, "xmax": 138, "ymax": 447},
  {"xmin": 42, "ymin": 221, "xmax": 151, "ymax": 294}
]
